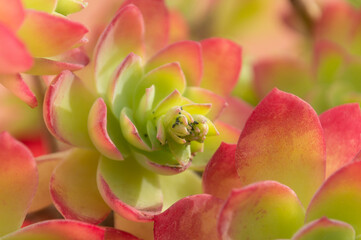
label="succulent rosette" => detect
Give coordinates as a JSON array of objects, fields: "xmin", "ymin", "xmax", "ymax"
[
  {"xmin": 0, "ymin": 0, "xmax": 89, "ymax": 108},
  {"xmin": 0, "ymin": 131, "xmax": 140, "ymax": 240},
  {"xmin": 41, "ymin": 0, "xmax": 242, "ymax": 229},
  {"xmin": 153, "ymin": 89, "xmax": 361, "ymax": 239}
]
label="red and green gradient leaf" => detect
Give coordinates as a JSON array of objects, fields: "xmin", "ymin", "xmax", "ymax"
[
  {"xmin": 94, "ymin": 4, "xmax": 145, "ymax": 97},
  {"xmin": 17, "ymin": 10, "xmax": 88, "ymax": 57},
  {"xmin": 291, "ymin": 217, "xmax": 355, "ymax": 240},
  {"xmin": 50, "ymin": 148, "xmax": 111, "ymax": 225},
  {"xmin": 306, "ymin": 161, "xmax": 361, "ymax": 235},
  {"xmin": 218, "ymin": 181, "xmax": 305, "ymax": 240},
  {"xmin": 236, "ymin": 89, "xmax": 325, "ymax": 206}
]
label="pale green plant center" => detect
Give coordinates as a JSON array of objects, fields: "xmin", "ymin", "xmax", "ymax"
[{"xmin": 162, "ymin": 107, "xmax": 209, "ymax": 145}]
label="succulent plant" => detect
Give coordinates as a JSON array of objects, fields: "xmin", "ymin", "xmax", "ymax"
[{"xmin": 41, "ymin": 0, "xmax": 242, "ymax": 226}]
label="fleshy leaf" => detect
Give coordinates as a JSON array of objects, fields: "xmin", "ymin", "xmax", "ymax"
[
  {"xmin": 50, "ymin": 148, "xmax": 111, "ymax": 224},
  {"xmin": 97, "ymin": 156, "xmax": 162, "ymax": 222},
  {"xmin": 88, "ymin": 98, "xmax": 124, "ymax": 161},
  {"xmin": 154, "ymin": 194, "xmax": 224, "ymax": 240},
  {"xmin": 319, "ymin": 103, "xmax": 361, "ymax": 177},
  {"xmin": 291, "ymin": 217, "xmax": 355, "ymax": 240},
  {"xmin": 121, "ymin": 0, "xmax": 169, "ymax": 56},
  {"xmin": 146, "ymin": 41, "xmax": 202, "ymax": 86},
  {"xmin": 108, "ymin": 53, "xmax": 144, "ymax": 118},
  {"xmin": 135, "ymin": 62, "xmax": 186, "ymax": 107},
  {"xmin": 0, "ymin": 132, "xmax": 38, "ymax": 236},
  {"xmin": 191, "ymin": 120, "xmax": 240, "ymax": 170},
  {"xmin": 29, "ymin": 152, "xmax": 64, "ymax": 213},
  {"xmin": 0, "ymin": 0, "xmax": 24, "ymax": 31},
  {"xmin": 0, "ymin": 23, "xmax": 33, "ymax": 74},
  {"xmin": 217, "ymin": 96, "xmax": 254, "ymax": 131},
  {"xmin": 306, "ymin": 161, "xmax": 361, "ymax": 235},
  {"xmin": 159, "ymin": 170, "xmax": 202, "ymax": 210},
  {"xmin": 27, "ymin": 48, "xmax": 90, "ymax": 75},
  {"xmin": 43, "ymin": 70, "xmax": 95, "ymax": 148},
  {"xmin": 1, "ymin": 220, "xmax": 138, "ymax": 240},
  {"xmin": 236, "ymin": 89, "xmax": 325, "ymax": 206},
  {"xmin": 21, "ymin": 0, "xmax": 57, "ymax": 13},
  {"xmin": 203, "ymin": 143, "xmax": 242, "ymax": 199},
  {"xmin": 0, "ymin": 74, "xmax": 37, "ymax": 108},
  {"xmin": 218, "ymin": 181, "xmax": 305, "ymax": 240},
  {"xmin": 253, "ymin": 58, "xmax": 313, "ymax": 100},
  {"xmin": 94, "ymin": 4, "xmax": 145, "ymax": 96},
  {"xmin": 17, "ymin": 10, "xmax": 88, "ymax": 57},
  {"xmin": 200, "ymin": 38, "xmax": 242, "ymax": 96}
]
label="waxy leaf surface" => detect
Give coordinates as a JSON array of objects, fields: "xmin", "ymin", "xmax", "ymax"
[
  {"xmin": 50, "ymin": 148, "xmax": 111, "ymax": 224},
  {"xmin": 218, "ymin": 181, "xmax": 305, "ymax": 240},
  {"xmin": 306, "ymin": 161, "xmax": 361, "ymax": 235},
  {"xmin": 44, "ymin": 70, "xmax": 95, "ymax": 148},
  {"xmin": 291, "ymin": 217, "xmax": 355, "ymax": 240},
  {"xmin": 236, "ymin": 89, "xmax": 325, "ymax": 206},
  {"xmin": 94, "ymin": 4, "xmax": 144, "ymax": 97},
  {"xmin": 97, "ymin": 156, "xmax": 162, "ymax": 222}
]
